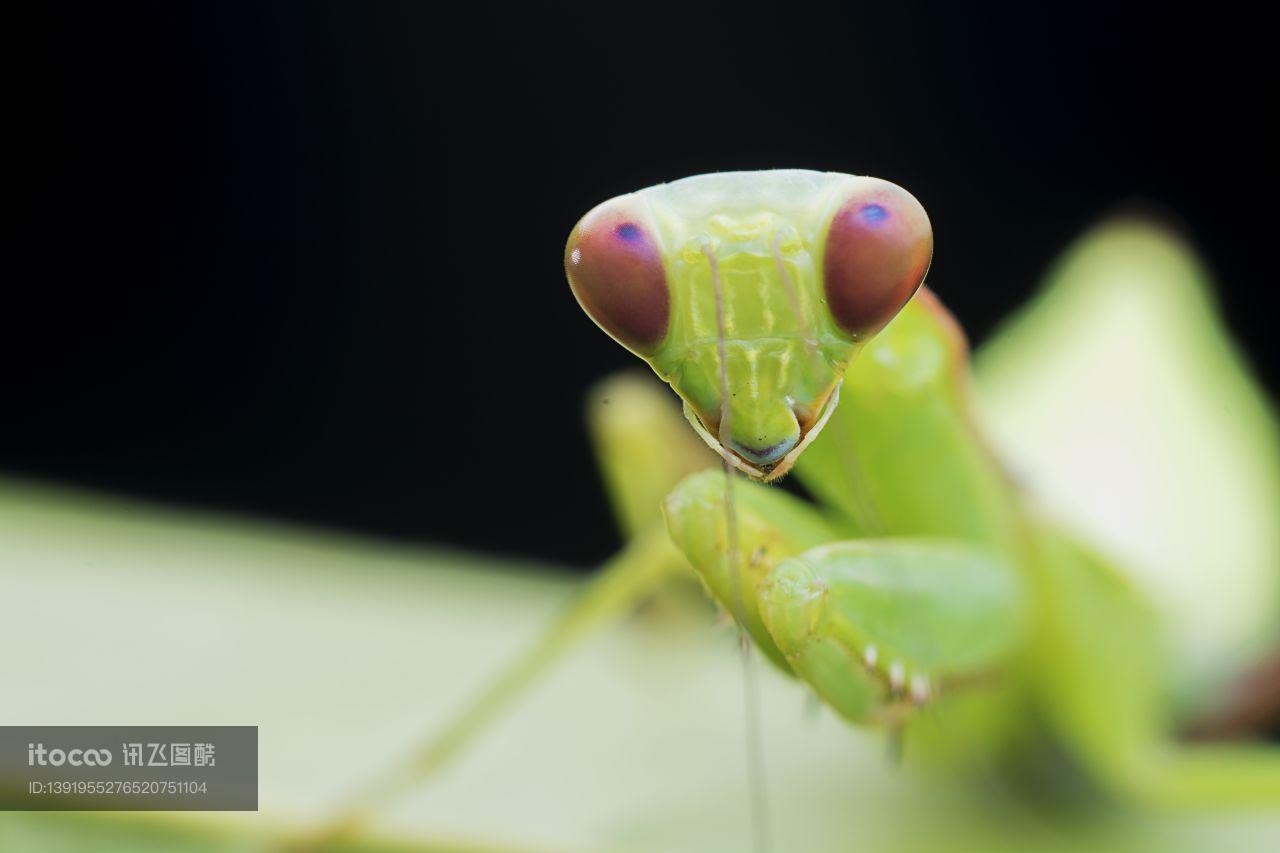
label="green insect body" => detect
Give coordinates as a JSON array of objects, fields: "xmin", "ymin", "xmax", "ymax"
[
  {"xmin": 569, "ymin": 170, "xmax": 1024, "ymax": 729},
  {"xmin": 565, "ymin": 170, "xmax": 1280, "ymax": 804}
]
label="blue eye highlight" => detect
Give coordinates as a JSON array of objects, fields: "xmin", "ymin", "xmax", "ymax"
[
  {"xmin": 616, "ymin": 222, "xmax": 643, "ymax": 242},
  {"xmin": 859, "ymin": 204, "xmax": 889, "ymax": 224}
]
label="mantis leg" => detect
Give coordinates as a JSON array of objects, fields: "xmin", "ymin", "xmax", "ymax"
[
  {"xmin": 662, "ymin": 469, "xmax": 843, "ymax": 673},
  {"xmin": 761, "ymin": 540, "xmax": 1025, "ymax": 727},
  {"xmin": 664, "ymin": 471, "xmax": 1027, "ymax": 731},
  {"xmin": 309, "ymin": 521, "xmax": 682, "ymax": 843},
  {"xmin": 310, "ymin": 375, "xmax": 712, "ymax": 841}
]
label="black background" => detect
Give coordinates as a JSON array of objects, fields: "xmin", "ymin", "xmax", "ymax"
[{"xmin": 9, "ymin": 2, "xmax": 1276, "ymax": 568}]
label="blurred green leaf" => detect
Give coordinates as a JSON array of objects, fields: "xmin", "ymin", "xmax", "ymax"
[
  {"xmin": 3, "ymin": 474, "xmax": 1278, "ymax": 851},
  {"xmin": 974, "ymin": 220, "xmax": 1280, "ymax": 712}
]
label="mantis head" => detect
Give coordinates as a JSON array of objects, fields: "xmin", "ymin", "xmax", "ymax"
[{"xmin": 566, "ymin": 170, "xmax": 932, "ymax": 481}]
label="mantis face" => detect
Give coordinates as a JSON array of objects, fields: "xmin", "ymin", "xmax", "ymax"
[{"xmin": 566, "ymin": 170, "xmax": 932, "ymax": 480}]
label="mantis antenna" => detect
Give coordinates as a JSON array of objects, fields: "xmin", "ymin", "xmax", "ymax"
[{"xmin": 706, "ymin": 241, "xmax": 773, "ymax": 853}]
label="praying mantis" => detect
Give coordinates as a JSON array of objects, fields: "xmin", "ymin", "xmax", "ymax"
[{"xmin": 317, "ymin": 170, "xmax": 1280, "ymax": 847}]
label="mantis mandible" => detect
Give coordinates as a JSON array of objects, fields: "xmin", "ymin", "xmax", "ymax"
[{"xmin": 315, "ymin": 170, "xmax": 1279, "ymax": 845}]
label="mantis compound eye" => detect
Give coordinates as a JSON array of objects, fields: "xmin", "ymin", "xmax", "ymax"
[
  {"xmin": 565, "ymin": 203, "xmax": 670, "ymax": 356},
  {"xmin": 822, "ymin": 179, "xmax": 933, "ymax": 338}
]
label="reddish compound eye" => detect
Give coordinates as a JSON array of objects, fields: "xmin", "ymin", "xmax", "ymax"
[
  {"xmin": 822, "ymin": 179, "xmax": 933, "ymax": 338},
  {"xmin": 565, "ymin": 203, "xmax": 670, "ymax": 356}
]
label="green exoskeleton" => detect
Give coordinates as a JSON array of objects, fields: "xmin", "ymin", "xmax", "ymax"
[
  {"xmin": 565, "ymin": 171, "xmax": 1020, "ymax": 728},
  {"xmin": 566, "ymin": 172, "xmax": 1278, "ymax": 800},
  {"xmin": 315, "ymin": 171, "xmax": 1279, "ymax": 845}
]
